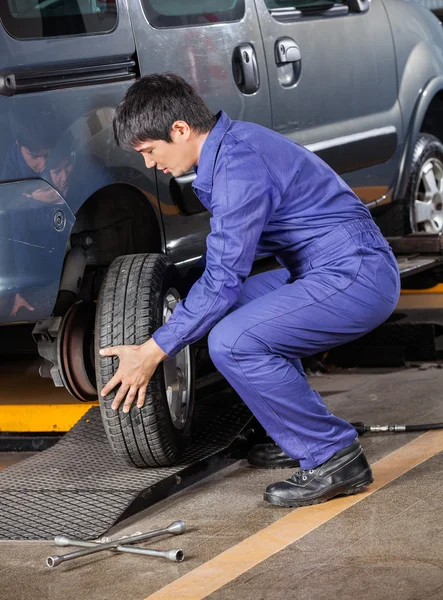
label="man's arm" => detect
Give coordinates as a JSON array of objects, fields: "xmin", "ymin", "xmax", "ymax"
[{"xmin": 153, "ymin": 144, "xmax": 281, "ymax": 357}]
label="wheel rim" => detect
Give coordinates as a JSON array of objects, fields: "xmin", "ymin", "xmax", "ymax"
[
  {"xmin": 162, "ymin": 288, "xmax": 192, "ymax": 430},
  {"xmin": 413, "ymin": 157, "xmax": 443, "ymax": 233}
]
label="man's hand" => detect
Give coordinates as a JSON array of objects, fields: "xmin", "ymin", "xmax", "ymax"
[
  {"xmin": 11, "ymin": 293, "xmax": 34, "ymax": 317},
  {"xmin": 24, "ymin": 188, "xmax": 61, "ymax": 204},
  {"xmin": 99, "ymin": 338, "xmax": 168, "ymax": 413}
]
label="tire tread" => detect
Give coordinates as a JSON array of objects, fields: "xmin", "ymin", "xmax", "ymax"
[{"xmin": 95, "ymin": 254, "xmax": 194, "ymax": 468}]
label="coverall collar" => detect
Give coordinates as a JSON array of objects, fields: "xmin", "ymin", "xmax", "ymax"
[{"xmin": 193, "ymin": 110, "xmax": 231, "ymax": 194}]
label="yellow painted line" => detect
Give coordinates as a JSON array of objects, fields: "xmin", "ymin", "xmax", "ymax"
[
  {"xmin": 0, "ymin": 403, "xmax": 98, "ymax": 432},
  {"xmin": 145, "ymin": 430, "xmax": 443, "ymax": 600},
  {"xmin": 401, "ymin": 283, "xmax": 443, "ymax": 294}
]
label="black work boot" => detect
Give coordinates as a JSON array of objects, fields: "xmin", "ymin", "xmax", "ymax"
[
  {"xmin": 264, "ymin": 439, "xmax": 373, "ymax": 507},
  {"xmin": 248, "ymin": 442, "xmax": 299, "ymax": 469}
]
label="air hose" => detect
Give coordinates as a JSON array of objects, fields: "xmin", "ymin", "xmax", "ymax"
[{"xmin": 351, "ymin": 422, "xmax": 443, "ymax": 435}]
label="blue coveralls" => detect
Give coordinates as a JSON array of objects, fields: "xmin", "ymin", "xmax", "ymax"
[{"xmin": 153, "ymin": 111, "xmax": 401, "ymax": 470}]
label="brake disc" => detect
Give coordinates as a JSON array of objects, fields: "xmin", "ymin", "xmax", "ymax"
[{"xmin": 58, "ymin": 300, "xmax": 97, "ymax": 402}]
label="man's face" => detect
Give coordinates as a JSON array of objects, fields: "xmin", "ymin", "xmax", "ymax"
[
  {"xmin": 20, "ymin": 145, "xmax": 50, "ymax": 173},
  {"xmin": 49, "ymin": 158, "xmax": 74, "ymax": 195},
  {"xmin": 133, "ymin": 121, "xmax": 198, "ymax": 178}
]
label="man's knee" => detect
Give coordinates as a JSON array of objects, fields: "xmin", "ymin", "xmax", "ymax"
[
  {"xmin": 208, "ymin": 314, "xmax": 247, "ymax": 368},
  {"xmin": 207, "ymin": 320, "xmax": 231, "ymax": 368}
]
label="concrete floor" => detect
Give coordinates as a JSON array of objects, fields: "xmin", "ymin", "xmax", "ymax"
[{"xmin": 1, "ymin": 364, "xmax": 443, "ymax": 600}]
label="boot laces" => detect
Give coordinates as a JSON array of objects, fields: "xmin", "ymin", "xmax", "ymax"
[{"xmin": 292, "ymin": 468, "xmax": 315, "ymax": 483}]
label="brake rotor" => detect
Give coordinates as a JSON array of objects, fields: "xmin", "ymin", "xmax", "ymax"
[{"xmin": 58, "ymin": 300, "xmax": 97, "ymax": 402}]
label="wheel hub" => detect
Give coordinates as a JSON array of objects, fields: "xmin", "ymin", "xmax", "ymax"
[
  {"xmin": 162, "ymin": 288, "xmax": 191, "ymax": 429},
  {"xmin": 414, "ymin": 158, "xmax": 443, "ymax": 233}
]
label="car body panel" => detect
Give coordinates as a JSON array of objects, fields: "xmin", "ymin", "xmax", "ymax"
[
  {"xmin": 1, "ymin": 0, "xmax": 443, "ymax": 328},
  {"xmin": 0, "ymin": 179, "xmax": 74, "ymax": 323},
  {"xmin": 255, "ymin": 0, "xmax": 404, "ymax": 204},
  {"xmin": 383, "ymin": 0, "xmax": 443, "ymax": 199},
  {"xmin": 0, "ymin": 1, "xmax": 162, "ymax": 323},
  {"xmin": 127, "ymin": 0, "xmax": 273, "ymax": 267}
]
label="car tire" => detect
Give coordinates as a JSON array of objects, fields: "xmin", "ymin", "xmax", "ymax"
[
  {"xmin": 95, "ymin": 253, "xmax": 195, "ymax": 468},
  {"xmin": 374, "ymin": 134, "xmax": 443, "ymax": 236}
]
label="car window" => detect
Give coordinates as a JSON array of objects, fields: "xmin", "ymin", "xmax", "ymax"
[
  {"xmin": 0, "ymin": 0, "xmax": 117, "ymax": 39},
  {"xmin": 413, "ymin": 0, "xmax": 443, "ymax": 8},
  {"xmin": 264, "ymin": 0, "xmax": 345, "ymax": 11},
  {"xmin": 142, "ymin": 0, "xmax": 245, "ymax": 28},
  {"xmin": 264, "ymin": 0, "xmax": 341, "ymax": 7},
  {"xmin": 412, "ymin": 0, "xmax": 443, "ymax": 20}
]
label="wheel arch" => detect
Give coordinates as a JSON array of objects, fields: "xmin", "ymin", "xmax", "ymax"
[
  {"xmin": 71, "ymin": 182, "xmax": 164, "ymax": 264},
  {"xmin": 34, "ymin": 183, "xmax": 166, "ymax": 401},
  {"xmin": 395, "ymin": 76, "xmax": 443, "ymax": 201},
  {"xmin": 53, "ymin": 182, "xmax": 165, "ymax": 315}
]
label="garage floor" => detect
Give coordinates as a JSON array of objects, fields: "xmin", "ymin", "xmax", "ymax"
[{"xmin": 1, "ymin": 358, "xmax": 443, "ymax": 600}]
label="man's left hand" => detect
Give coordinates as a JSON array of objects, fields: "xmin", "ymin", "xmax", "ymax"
[{"xmin": 99, "ymin": 338, "xmax": 167, "ymax": 413}]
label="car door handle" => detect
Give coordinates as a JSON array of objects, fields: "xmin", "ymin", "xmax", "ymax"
[
  {"xmin": 232, "ymin": 44, "xmax": 260, "ymax": 95},
  {"xmin": 274, "ymin": 38, "xmax": 302, "ymax": 88},
  {"xmin": 275, "ymin": 38, "xmax": 301, "ymax": 65},
  {"xmin": 0, "ymin": 72, "xmax": 16, "ymax": 97}
]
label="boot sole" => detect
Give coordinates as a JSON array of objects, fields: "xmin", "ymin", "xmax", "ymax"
[
  {"xmin": 248, "ymin": 459, "xmax": 300, "ymax": 470},
  {"xmin": 264, "ymin": 470, "xmax": 374, "ymax": 508}
]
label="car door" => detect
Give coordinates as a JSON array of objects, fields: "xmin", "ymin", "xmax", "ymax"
[
  {"xmin": 254, "ymin": 0, "xmax": 403, "ymax": 206},
  {"xmin": 128, "ymin": 0, "xmax": 272, "ymax": 268}
]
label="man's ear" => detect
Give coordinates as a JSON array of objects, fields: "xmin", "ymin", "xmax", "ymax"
[{"xmin": 171, "ymin": 120, "xmax": 191, "ymax": 142}]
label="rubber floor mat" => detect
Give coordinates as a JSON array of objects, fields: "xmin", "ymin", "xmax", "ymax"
[{"xmin": 0, "ymin": 390, "xmax": 256, "ymax": 540}]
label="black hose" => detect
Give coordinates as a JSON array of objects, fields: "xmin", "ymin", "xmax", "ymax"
[
  {"xmin": 351, "ymin": 422, "xmax": 443, "ymax": 436},
  {"xmin": 403, "ymin": 423, "xmax": 443, "ymax": 431}
]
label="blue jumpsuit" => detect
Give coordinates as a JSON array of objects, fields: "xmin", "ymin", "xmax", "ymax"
[{"xmin": 153, "ymin": 111, "xmax": 401, "ymax": 470}]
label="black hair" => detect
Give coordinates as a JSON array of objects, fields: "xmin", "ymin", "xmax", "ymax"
[
  {"xmin": 9, "ymin": 104, "xmax": 58, "ymax": 152},
  {"xmin": 46, "ymin": 132, "xmax": 76, "ymax": 171},
  {"xmin": 113, "ymin": 72, "xmax": 217, "ymax": 149}
]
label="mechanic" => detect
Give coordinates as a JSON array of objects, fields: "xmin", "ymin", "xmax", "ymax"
[
  {"xmin": 1, "ymin": 105, "xmax": 57, "ymax": 181},
  {"xmin": 100, "ymin": 72, "xmax": 400, "ymax": 508}
]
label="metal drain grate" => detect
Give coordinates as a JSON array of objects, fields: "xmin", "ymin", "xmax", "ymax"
[{"xmin": 0, "ymin": 390, "xmax": 257, "ymax": 540}]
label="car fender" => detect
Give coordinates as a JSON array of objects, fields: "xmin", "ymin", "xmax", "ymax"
[
  {"xmin": 394, "ymin": 75, "xmax": 443, "ymax": 200},
  {"xmin": 382, "ymin": 0, "xmax": 443, "ymax": 200},
  {"xmin": 0, "ymin": 179, "xmax": 74, "ymax": 324}
]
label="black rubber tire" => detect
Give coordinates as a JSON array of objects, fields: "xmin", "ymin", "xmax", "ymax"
[
  {"xmin": 95, "ymin": 253, "xmax": 195, "ymax": 468},
  {"xmin": 374, "ymin": 133, "xmax": 443, "ymax": 237}
]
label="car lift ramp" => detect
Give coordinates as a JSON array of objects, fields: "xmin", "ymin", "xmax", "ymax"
[
  {"xmin": 387, "ymin": 233, "xmax": 443, "ymax": 278},
  {"xmin": 0, "ymin": 388, "xmax": 259, "ymax": 540}
]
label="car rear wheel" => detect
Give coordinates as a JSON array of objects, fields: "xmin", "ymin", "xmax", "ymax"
[
  {"xmin": 374, "ymin": 134, "xmax": 443, "ymax": 236},
  {"xmin": 95, "ymin": 253, "xmax": 195, "ymax": 468},
  {"xmin": 409, "ymin": 135, "xmax": 443, "ymax": 233}
]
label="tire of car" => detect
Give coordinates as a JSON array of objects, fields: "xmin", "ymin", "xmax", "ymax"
[
  {"xmin": 95, "ymin": 253, "xmax": 195, "ymax": 468},
  {"xmin": 374, "ymin": 134, "xmax": 443, "ymax": 237}
]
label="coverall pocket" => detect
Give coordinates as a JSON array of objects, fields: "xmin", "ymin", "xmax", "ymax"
[
  {"xmin": 358, "ymin": 245, "xmax": 400, "ymax": 305},
  {"xmin": 350, "ymin": 231, "xmax": 400, "ymax": 305},
  {"xmin": 308, "ymin": 237, "xmax": 363, "ymax": 292},
  {"xmin": 374, "ymin": 251, "xmax": 400, "ymax": 304}
]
